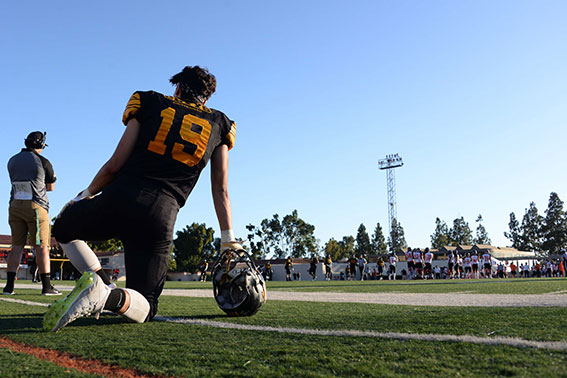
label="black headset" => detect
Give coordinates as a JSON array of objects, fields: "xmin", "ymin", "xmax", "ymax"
[{"xmin": 25, "ymin": 131, "xmax": 47, "ymax": 149}]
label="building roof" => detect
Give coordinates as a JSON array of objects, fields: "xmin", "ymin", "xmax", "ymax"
[{"xmin": 486, "ymin": 247, "xmax": 536, "ymax": 259}]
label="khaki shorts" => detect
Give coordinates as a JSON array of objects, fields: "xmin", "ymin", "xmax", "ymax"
[{"xmin": 8, "ymin": 200, "xmax": 50, "ymax": 247}]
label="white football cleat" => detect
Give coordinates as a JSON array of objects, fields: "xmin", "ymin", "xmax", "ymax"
[{"xmin": 43, "ymin": 271, "xmax": 111, "ymax": 332}]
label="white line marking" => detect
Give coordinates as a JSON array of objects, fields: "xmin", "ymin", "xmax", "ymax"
[
  {"xmin": 154, "ymin": 316, "xmax": 567, "ymax": 352},
  {"xmin": 4, "ymin": 297, "xmax": 567, "ymax": 352},
  {"xmin": 0, "ymin": 297, "xmax": 49, "ymax": 307}
]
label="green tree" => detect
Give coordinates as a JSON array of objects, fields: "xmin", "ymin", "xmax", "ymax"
[
  {"xmin": 339, "ymin": 235, "xmax": 355, "ymax": 258},
  {"xmin": 504, "ymin": 212, "xmax": 523, "ymax": 249},
  {"xmin": 521, "ymin": 202, "xmax": 544, "ymax": 252},
  {"xmin": 246, "ymin": 223, "xmax": 268, "ymax": 259},
  {"xmin": 542, "ymin": 192, "xmax": 567, "ymax": 255},
  {"xmin": 354, "ymin": 224, "xmax": 371, "ymax": 256},
  {"xmin": 387, "ymin": 218, "xmax": 407, "ymax": 253},
  {"xmin": 246, "ymin": 210, "xmax": 318, "ymax": 258},
  {"xmin": 324, "ymin": 238, "xmax": 343, "ymax": 261},
  {"xmin": 87, "ymin": 238, "xmax": 124, "ymax": 252},
  {"xmin": 173, "ymin": 223, "xmax": 215, "ymax": 272},
  {"xmin": 473, "ymin": 214, "xmax": 491, "ymax": 245},
  {"xmin": 371, "ymin": 223, "xmax": 388, "ymax": 255},
  {"xmin": 282, "ymin": 210, "xmax": 319, "ymax": 258},
  {"xmin": 430, "ymin": 217, "xmax": 450, "ymax": 249},
  {"xmin": 449, "ymin": 217, "xmax": 472, "ymax": 246}
]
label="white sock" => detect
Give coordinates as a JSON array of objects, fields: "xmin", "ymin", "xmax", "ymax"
[{"xmin": 60, "ymin": 240, "xmax": 101, "ymax": 273}]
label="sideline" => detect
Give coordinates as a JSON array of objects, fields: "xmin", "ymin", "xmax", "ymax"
[
  {"xmin": 3, "ymin": 285, "xmax": 567, "ymax": 306},
  {"xmin": 2, "ymin": 297, "xmax": 566, "ymax": 352}
]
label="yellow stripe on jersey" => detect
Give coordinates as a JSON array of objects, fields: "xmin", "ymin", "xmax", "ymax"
[
  {"xmin": 225, "ymin": 122, "xmax": 236, "ymax": 150},
  {"xmin": 122, "ymin": 92, "xmax": 141, "ymax": 125}
]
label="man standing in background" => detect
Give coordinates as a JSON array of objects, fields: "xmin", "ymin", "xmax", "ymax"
[{"xmin": 3, "ymin": 132, "xmax": 60, "ymax": 296}]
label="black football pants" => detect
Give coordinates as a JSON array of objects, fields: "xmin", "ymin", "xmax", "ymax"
[{"xmin": 53, "ymin": 180, "xmax": 179, "ymax": 320}]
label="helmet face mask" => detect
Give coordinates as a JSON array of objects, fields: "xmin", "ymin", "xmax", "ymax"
[{"xmin": 212, "ymin": 250, "xmax": 266, "ymax": 317}]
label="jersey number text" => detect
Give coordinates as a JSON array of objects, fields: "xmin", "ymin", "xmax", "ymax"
[{"xmin": 147, "ymin": 107, "xmax": 212, "ymax": 167}]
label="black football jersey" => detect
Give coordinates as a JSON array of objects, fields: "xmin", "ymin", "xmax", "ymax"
[{"xmin": 119, "ymin": 91, "xmax": 236, "ymax": 207}]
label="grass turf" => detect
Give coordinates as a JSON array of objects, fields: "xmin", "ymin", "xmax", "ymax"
[{"xmin": 1, "ymin": 279, "xmax": 567, "ymax": 377}]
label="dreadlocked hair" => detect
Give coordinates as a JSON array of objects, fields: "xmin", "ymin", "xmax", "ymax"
[{"xmin": 170, "ymin": 66, "xmax": 216, "ymax": 104}]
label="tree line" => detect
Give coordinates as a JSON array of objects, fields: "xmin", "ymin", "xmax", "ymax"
[
  {"xmin": 165, "ymin": 192, "xmax": 566, "ymax": 272},
  {"xmin": 504, "ymin": 192, "xmax": 567, "ymax": 256}
]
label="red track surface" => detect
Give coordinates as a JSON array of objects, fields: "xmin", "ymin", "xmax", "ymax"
[{"xmin": 0, "ymin": 336, "xmax": 170, "ymax": 378}]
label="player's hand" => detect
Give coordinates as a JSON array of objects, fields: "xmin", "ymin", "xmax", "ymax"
[
  {"xmin": 72, "ymin": 188, "xmax": 93, "ymax": 203},
  {"xmin": 221, "ymin": 241, "xmax": 244, "ymax": 253},
  {"xmin": 56, "ymin": 189, "xmax": 93, "ymax": 219}
]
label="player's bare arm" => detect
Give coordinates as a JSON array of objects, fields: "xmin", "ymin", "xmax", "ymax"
[
  {"xmin": 46, "ymin": 182, "xmax": 55, "ymax": 191},
  {"xmin": 85, "ymin": 119, "xmax": 141, "ymax": 196},
  {"xmin": 211, "ymin": 144, "xmax": 231, "ymax": 230}
]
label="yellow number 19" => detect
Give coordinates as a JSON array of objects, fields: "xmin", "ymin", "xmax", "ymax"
[{"xmin": 147, "ymin": 107, "xmax": 212, "ymax": 167}]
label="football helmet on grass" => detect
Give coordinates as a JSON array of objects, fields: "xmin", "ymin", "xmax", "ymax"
[{"xmin": 212, "ymin": 249, "xmax": 266, "ymax": 317}]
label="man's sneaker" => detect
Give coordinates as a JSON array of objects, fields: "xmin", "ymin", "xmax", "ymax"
[
  {"xmin": 2, "ymin": 287, "xmax": 14, "ymax": 295},
  {"xmin": 42, "ymin": 286, "xmax": 62, "ymax": 296},
  {"xmin": 43, "ymin": 271, "xmax": 111, "ymax": 332}
]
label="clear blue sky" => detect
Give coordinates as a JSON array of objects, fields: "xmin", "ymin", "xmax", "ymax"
[{"xmin": 1, "ymin": 0, "xmax": 565, "ymax": 250}]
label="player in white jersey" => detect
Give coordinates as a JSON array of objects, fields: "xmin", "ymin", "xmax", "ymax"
[
  {"xmin": 454, "ymin": 253, "xmax": 463, "ymax": 279},
  {"xmin": 546, "ymin": 261, "xmax": 553, "ymax": 277},
  {"xmin": 388, "ymin": 253, "xmax": 397, "ymax": 280},
  {"xmin": 447, "ymin": 252, "xmax": 455, "ymax": 279},
  {"xmin": 471, "ymin": 252, "xmax": 479, "ymax": 279},
  {"xmin": 413, "ymin": 249, "xmax": 423, "ymax": 279},
  {"xmin": 463, "ymin": 253, "xmax": 472, "ymax": 279},
  {"xmin": 423, "ymin": 248, "xmax": 433, "ymax": 279}
]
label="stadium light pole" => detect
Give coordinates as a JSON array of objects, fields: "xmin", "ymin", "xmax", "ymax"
[{"xmin": 378, "ymin": 154, "xmax": 404, "ymax": 252}]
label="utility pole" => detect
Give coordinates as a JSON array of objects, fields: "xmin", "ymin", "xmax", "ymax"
[{"xmin": 378, "ymin": 154, "xmax": 404, "ymax": 252}]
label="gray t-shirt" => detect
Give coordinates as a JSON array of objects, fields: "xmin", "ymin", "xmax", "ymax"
[{"xmin": 8, "ymin": 148, "xmax": 56, "ymax": 211}]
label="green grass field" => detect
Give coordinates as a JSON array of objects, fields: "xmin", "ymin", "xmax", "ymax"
[{"xmin": 1, "ymin": 278, "xmax": 567, "ymax": 377}]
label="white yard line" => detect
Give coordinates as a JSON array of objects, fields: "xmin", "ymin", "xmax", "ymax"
[
  {"xmin": 155, "ymin": 316, "xmax": 567, "ymax": 352},
  {"xmin": 0, "ymin": 297, "xmax": 49, "ymax": 307},
  {"xmin": 3, "ymin": 296, "xmax": 567, "ymax": 351}
]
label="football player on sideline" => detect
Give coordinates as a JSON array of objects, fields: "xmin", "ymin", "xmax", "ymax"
[
  {"xmin": 44, "ymin": 66, "xmax": 241, "ymax": 331},
  {"xmin": 4, "ymin": 132, "xmax": 60, "ymax": 296}
]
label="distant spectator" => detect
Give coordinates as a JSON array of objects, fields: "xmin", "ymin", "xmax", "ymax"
[
  {"xmin": 433, "ymin": 265, "xmax": 441, "ymax": 279},
  {"xmin": 510, "ymin": 262, "xmax": 517, "ymax": 278},
  {"xmin": 535, "ymin": 262, "xmax": 541, "ymax": 277},
  {"xmin": 401, "ymin": 269, "xmax": 407, "ymax": 280}
]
